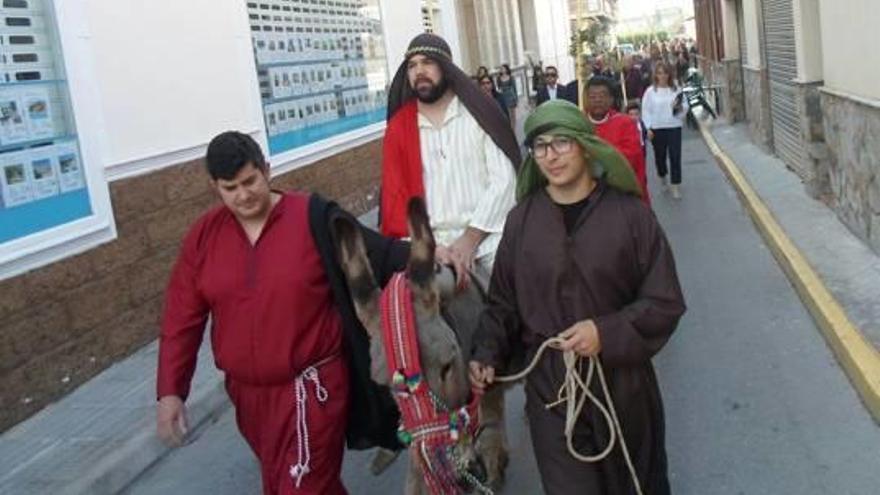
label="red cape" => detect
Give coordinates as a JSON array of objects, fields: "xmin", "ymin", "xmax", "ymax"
[
  {"xmin": 380, "ymin": 100, "xmax": 424, "ymax": 238},
  {"xmin": 594, "ymin": 110, "xmax": 650, "ymax": 205}
]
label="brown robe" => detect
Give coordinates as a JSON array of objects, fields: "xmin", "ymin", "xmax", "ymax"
[{"xmin": 473, "ymin": 182, "xmax": 686, "ymax": 495}]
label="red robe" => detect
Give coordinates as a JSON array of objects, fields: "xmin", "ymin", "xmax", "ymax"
[
  {"xmin": 594, "ymin": 111, "xmax": 650, "ymax": 205},
  {"xmin": 380, "ymin": 100, "xmax": 423, "ymax": 238},
  {"xmin": 158, "ymin": 192, "xmax": 348, "ymax": 495}
]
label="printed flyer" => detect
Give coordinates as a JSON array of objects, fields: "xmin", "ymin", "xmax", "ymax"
[
  {"xmin": 21, "ymin": 88, "xmax": 55, "ymax": 139},
  {"xmin": 28, "ymin": 147, "xmax": 59, "ymax": 200},
  {"xmin": 56, "ymin": 141, "xmax": 85, "ymax": 192},
  {"xmin": 0, "ymin": 151, "xmax": 32, "ymax": 208},
  {"xmin": 0, "ymin": 94, "xmax": 30, "ymax": 145}
]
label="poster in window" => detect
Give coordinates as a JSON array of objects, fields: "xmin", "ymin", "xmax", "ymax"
[
  {"xmin": 245, "ymin": 0, "xmax": 389, "ymax": 155},
  {"xmin": 21, "ymin": 89, "xmax": 55, "ymax": 139},
  {"xmin": 27, "ymin": 147, "xmax": 58, "ymax": 200},
  {"xmin": 56, "ymin": 141, "xmax": 84, "ymax": 192},
  {"xmin": 0, "ymin": 94, "xmax": 30, "ymax": 145},
  {"xmin": 0, "ymin": 151, "xmax": 32, "ymax": 208}
]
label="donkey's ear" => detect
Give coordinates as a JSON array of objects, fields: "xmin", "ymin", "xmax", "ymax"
[
  {"xmin": 331, "ymin": 215, "xmax": 381, "ymax": 335},
  {"xmin": 332, "ymin": 216, "xmax": 377, "ymax": 303},
  {"xmin": 406, "ymin": 197, "xmax": 436, "ymax": 288}
]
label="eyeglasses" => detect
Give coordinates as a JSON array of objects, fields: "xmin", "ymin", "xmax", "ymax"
[
  {"xmin": 530, "ymin": 136, "xmax": 573, "ymax": 158},
  {"xmin": 545, "ymin": 73, "xmax": 558, "ymax": 78}
]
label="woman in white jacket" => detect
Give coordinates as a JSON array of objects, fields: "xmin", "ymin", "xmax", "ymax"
[{"xmin": 642, "ymin": 61, "xmax": 688, "ymax": 199}]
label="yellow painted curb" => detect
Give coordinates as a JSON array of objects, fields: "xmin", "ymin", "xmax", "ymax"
[{"xmin": 699, "ymin": 123, "xmax": 880, "ymax": 423}]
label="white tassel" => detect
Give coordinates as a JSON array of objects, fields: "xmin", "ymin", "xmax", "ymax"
[{"xmin": 289, "ymin": 366, "xmax": 329, "ymax": 488}]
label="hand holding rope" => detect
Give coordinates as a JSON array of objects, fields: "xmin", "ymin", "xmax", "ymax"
[{"xmin": 477, "ymin": 337, "xmax": 644, "ymax": 495}]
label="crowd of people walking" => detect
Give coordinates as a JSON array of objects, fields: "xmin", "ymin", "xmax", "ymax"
[{"xmin": 472, "ymin": 38, "xmax": 695, "ymax": 201}]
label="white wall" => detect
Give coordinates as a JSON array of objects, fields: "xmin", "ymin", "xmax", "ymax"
[
  {"xmin": 84, "ymin": 0, "xmax": 264, "ymax": 176},
  {"xmin": 792, "ymin": 0, "xmax": 822, "ymax": 82},
  {"xmin": 721, "ymin": 0, "xmax": 740, "ymax": 60},
  {"xmin": 519, "ymin": 0, "xmax": 540, "ymax": 64},
  {"xmin": 818, "ymin": 0, "xmax": 880, "ymax": 101},
  {"xmin": 438, "ymin": 0, "xmax": 465, "ymax": 64},
  {"xmin": 741, "ymin": 0, "xmax": 762, "ymax": 68},
  {"xmin": 456, "ymin": 0, "xmax": 483, "ymax": 72},
  {"xmin": 380, "ymin": 0, "xmax": 425, "ymax": 76},
  {"xmin": 531, "ymin": 0, "xmax": 574, "ymax": 82}
]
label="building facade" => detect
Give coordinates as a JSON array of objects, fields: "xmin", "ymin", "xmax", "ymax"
[
  {"xmin": 0, "ymin": 0, "xmax": 426, "ymax": 432},
  {"xmin": 617, "ymin": 7, "xmax": 687, "ymax": 37},
  {"xmin": 423, "ymin": 0, "xmax": 578, "ymax": 97},
  {"xmin": 695, "ymin": 0, "xmax": 880, "ymax": 254},
  {"xmin": 570, "ymin": 0, "xmax": 618, "ymax": 21}
]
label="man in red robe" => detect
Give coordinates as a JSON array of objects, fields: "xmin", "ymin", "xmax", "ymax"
[
  {"xmin": 584, "ymin": 77, "xmax": 651, "ymax": 205},
  {"xmin": 156, "ymin": 132, "xmax": 407, "ymax": 494}
]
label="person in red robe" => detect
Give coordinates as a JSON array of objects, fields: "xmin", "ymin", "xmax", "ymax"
[
  {"xmin": 584, "ymin": 77, "xmax": 651, "ymax": 205},
  {"xmin": 156, "ymin": 132, "xmax": 408, "ymax": 495}
]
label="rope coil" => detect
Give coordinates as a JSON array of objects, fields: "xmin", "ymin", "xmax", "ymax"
[{"xmin": 493, "ymin": 337, "xmax": 644, "ymax": 495}]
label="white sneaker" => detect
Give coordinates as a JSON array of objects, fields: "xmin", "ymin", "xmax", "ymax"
[{"xmin": 671, "ymin": 184, "xmax": 682, "ymax": 199}]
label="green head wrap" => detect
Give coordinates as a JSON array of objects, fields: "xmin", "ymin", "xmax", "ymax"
[{"xmin": 517, "ymin": 100, "xmax": 642, "ymax": 201}]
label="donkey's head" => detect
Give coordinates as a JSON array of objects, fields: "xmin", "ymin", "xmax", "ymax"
[
  {"xmin": 334, "ymin": 199, "xmax": 491, "ymax": 490},
  {"xmin": 332, "ymin": 198, "xmax": 470, "ymax": 410}
]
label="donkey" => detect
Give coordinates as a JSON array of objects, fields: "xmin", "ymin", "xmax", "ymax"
[{"xmin": 332, "ymin": 198, "xmax": 509, "ymax": 494}]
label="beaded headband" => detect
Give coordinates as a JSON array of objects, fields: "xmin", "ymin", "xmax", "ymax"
[{"xmin": 405, "ymin": 45, "xmax": 451, "ymax": 60}]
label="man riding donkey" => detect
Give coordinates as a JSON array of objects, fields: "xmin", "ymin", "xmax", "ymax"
[{"xmin": 379, "ymin": 33, "xmax": 520, "ymax": 489}]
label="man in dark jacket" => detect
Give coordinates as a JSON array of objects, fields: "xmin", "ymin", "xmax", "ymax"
[{"xmin": 535, "ymin": 66, "xmax": 575, "ymax": 106}]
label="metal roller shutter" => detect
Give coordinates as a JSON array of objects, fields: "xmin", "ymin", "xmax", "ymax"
[{"xmin": 762, "ymin": 0, "xmax": 809, "ymax": 177}]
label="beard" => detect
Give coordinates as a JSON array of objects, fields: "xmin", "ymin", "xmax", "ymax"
[{"xmin": 412, "ymin": 75, "xmax": 449, "ymax": 103}]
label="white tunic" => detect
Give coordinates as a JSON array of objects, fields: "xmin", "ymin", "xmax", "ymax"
[{"xmin": 418, "ymin": 96, "xmax": 516, "ymax": 266}]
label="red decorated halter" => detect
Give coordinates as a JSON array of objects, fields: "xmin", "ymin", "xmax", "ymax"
[{"xmin": 380, "ymin": 272, "xmax": 483, "ymax": 494}]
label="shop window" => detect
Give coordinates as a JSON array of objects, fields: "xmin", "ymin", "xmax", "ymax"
[
  {"xmin": 0, "ymin": 0, "xmax": 114, "ymax": 279},
  {"xmin": 245, "ymin": 0, "xmax": 388, "ymax": 156}
]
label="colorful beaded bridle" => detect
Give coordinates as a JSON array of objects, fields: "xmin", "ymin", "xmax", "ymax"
[{"xmin": 380, "ymin": 272, "xmax": 486, "ymax": 494}]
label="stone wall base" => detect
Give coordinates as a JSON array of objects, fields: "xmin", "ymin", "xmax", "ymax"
[
  {"xmin": 743, "ymin": 66, "xmax": 773, "ymax": 150},
  {"xmin": 794, "ymin": 82, "xmax": 829, "ymax": 199},
  {"xmin": 821, "ymin": 90, "xmax": 880, "ymax": 254},
  {"xmin": 701, "ymin": 57, "xmax": 745, "ymax": 124}
]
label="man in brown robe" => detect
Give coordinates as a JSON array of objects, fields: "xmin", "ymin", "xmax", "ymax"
[{"xmin": 470, "ymin": 100, "xmax": 686, "ymax": 494}]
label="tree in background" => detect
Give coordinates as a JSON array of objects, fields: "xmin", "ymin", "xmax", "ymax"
[
  {"xmin": 617, "ymin": 31, "xmax": 671, "ymax": 47},
  {"xmin": 569, "ymin": 16, "xmax": 614, "ymax": 57}
]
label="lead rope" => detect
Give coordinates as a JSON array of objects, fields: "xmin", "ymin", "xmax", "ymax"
[
  {"xmin": 493, "ymin": 337, "xmax": 644, "ymax": 495},
  {"xmin": 289, "ymin": 366, "xmax": 329, "ymax": 488}
]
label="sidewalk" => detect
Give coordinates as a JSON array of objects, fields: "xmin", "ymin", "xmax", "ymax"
[
  {"xmin": 0, "ymin": 337, "xmax": 228, "ymax": 495},
  {"xmin": 702, "ymin": 120, "xmax": 880, "ymax": 419}
]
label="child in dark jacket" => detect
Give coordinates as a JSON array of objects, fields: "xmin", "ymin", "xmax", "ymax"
[{"xmin": 626, "ymin": 102, "xmax": 649, "ymax": 159}]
